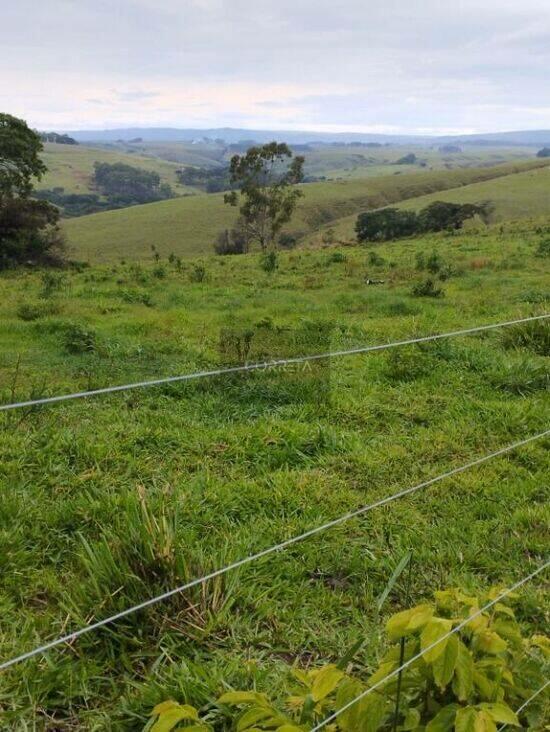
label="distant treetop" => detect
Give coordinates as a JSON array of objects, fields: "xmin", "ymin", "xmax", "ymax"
[
  {"xmin": 536, "ymin": 147, "xmax": 550, "ymax": 158},
  {"xmin": 39, "ymin": 132, "xmax": 78, "ymax": 145}
]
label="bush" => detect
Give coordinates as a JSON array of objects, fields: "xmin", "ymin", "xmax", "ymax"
[
  {"xmin": 279, "ymin": 232, "xmax": 298, "ymax": 249},
  {"xmin": 411, "ymin": 278, "xmax": 444, "ymax": 298},
  {"xmin": 190, "ymin": 264, "xmax": 207, "ymax": 283},
  {"xmin": 500, "ymin": 320, "xmax": 550, "ymax": 356},
  {"xmin": 148, "ymin": 585, "xmax": 549, "ymax": 731},
  {"xmin": 119, "ymin": 289, "xmax": 154, "ymax": 307},
  {"xmin": 326, "ymin": 251, "xmax": 347, "ymax": 264},
  {"xmin": 367, "ymin": 250, "xmax": 386, "ymax": 266},
  {"xmin": 492, "ymin": 358, "xmax": 549, "ymax": 395},
  {"xmin": 260, "ymin": 250, "xmax": 278, "ymax": 274},
  {"xmin": 417, "ymin": 201, "xmax": 485, "ymax": 233},
  {"xmin": 535, "ymin": 238, "xmax": 550, "ymax": 257},
  {"xmin": 40, "ymin": 271, "xmax": 66, "ymax": 298},
  {"xmin": 63, "ymin": 324, "xmax": 96, "ymax": 354},
  {"xmin": 17, "ymin": 300, "xmax": 61, "ymax": 321}
]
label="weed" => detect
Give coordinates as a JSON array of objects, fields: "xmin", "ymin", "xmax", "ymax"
[
  {"xmin": 190, "ymin": 264, "xmax": 207, "ymax": 282},
  {"xmin": 411, "ymin": 278, "xmax": 444, "ymax": 297},
  {"xmin": 17, "ymin": 300, "xmax": 61, "ymax": 321},
  {"xmin": 500, "ymin": 319, "xmax": 550, "ymax": 356},
  {"xmin": 63, "ymin": 323, "xmax": 97, "ymax": 354},
  {"xmin": 260, "ymin": 251, "xmax": 278, "ymax": 274}
]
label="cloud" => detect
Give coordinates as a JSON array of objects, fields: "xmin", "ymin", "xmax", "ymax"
[{"xmin": 1, "ymin": 0, "xmax": 549, "ymax": 133}]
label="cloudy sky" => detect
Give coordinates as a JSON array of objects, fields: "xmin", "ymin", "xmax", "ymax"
[{"xmin": 2, "ymin": 0, "xmax": 550, "ymax": 134}]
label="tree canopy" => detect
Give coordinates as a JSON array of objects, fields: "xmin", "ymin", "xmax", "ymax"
[
  {"xmin": 0, "ymin": 113, "xmax": 63, "ymax": 268},
  {"xmin": 223, "ymin": 142, "xmax": 305, "ymax": 250},
  {"xmin": 0, "ymin": 113, "xmax": 47, "ymax": 198}
]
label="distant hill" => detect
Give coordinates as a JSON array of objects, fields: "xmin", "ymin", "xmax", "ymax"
[{"xmin": 67, "ymin": 126, "xmax": 550, "ymax": 147}]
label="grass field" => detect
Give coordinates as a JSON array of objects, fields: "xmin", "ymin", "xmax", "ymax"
[
  {"xmin": 37, "ymin": 143, "xmax": 196, "ymax": 196},
  {"xmin": 63, "ymin": 159, "xmax": 550, "ymax": 262},
  {"xmin": 305, "ymin": 163, "xmax": 550, "ymax": 245},
  {"xmin": 0, "ymin": 221, "xmax": 548, "ymax": 728}
]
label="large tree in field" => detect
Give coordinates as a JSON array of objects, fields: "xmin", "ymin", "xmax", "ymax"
[
  {"xmin": 0, "ymin": 113, "xmax": 63, "ymax": 268},
  {"xmin": 223, "ymin": 142, "xmax": 305, "ymax": 250}
]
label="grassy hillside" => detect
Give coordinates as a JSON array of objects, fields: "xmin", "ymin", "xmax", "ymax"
[
  {"xmin": 305, "ymin": 162, "xmax": 550, "ymax": 245},
  {"xmin": 0, "ymin": 223, "xmax": 548, "ymax": 728},
  {"xmin": 37, "ymin": 143, "xmax": 196, "ymax": 195},
  {"xmin": 64, "ymin": 159, "xmax": 549, "ymax": 262}
]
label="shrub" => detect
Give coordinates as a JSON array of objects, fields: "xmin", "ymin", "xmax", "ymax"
[
  {"xmin": 326, "ymin": 251, "xmax": 347, "ymax": 264},
  {"xmin": 426, "ymin": 250, "xmax": 443, "ymax": 274},
  {"xmin": 260, "ymin": 250, "xmax": 278, "ymax": 274},
  {"xmin": 63, "ymin": 323, "xmax": 96, "ymax": 354},
  {"xmin": 491, "ymin": 358, "xmax": 549, "ymax": 395},
  {"xmin": 500, "ymin": 320, "xmax": 550, "ymax": 357},
  {"xmin": 148, "ymin": 585, "xmax": 549, "ymax": 731},
  {"xmin": 119, "ymin": 289, "xmax": 154, "ymax": 307},
  {"xmin": 17, "ymin": 300, "xmax": 60, "ymax": 321},
  {"xmin": 367, "ymin": 250, "xmax": 386, "ymax": 266},
  {"xmin": 535, "ymin": 238, "xmax": 550, "ymax": 257},
  {"xmin": 190, "ymin": 264, "xmax": 207, "ymax": 283},
  {"xmin": 411, "ymin": 278, "xmax": 444, "ymax": 298},
  {"xmin": 152, "ymin": 265, "xmax": 166, "ymax": 279},
  {"xmin": 279, "ymin": 233, "xmax": 298, "ymax": 249},
  {"xmin": 40, "ymin": 271, "xmax": 66, "ymax": 298}
]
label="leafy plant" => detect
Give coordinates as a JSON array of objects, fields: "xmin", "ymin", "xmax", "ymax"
[
  {"xmin": 63, "ymin": 323, "xmax": 97, "ymax": 354},
  {"xmin": 147, "ymin": 586, "xmax": 548, "ymax": 731},
  {"xmin": 190, "ymin": 264, "xmax": 207, "ymax": 283},
  {"xmin": 261, "ymin": 250, "xmax": 278, "ymax": 274},
  {"xmin": 411, "ymin": 279, "xmax": 444, "ymax": 298}
]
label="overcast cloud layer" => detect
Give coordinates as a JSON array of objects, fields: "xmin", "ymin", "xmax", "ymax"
[{"xmin": 2, "ymin": 0, "xmax": 550, "ymax": 134}]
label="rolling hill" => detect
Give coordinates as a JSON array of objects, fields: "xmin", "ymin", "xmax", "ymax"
[
  {"xmin": 305, "ymin": 162, "xmax": 550, "ymax": 244},
  {"xmin": 37, "ymin": 142, "xmax": 195, "ymax": 196},
  {"xmin": 64, "ymin": 158, "xmax": 550, "ymax": 262}
]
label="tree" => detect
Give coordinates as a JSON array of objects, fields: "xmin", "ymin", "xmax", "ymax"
[
  {"xmin": 0, "ymin": 113, "xmax": 47, "ymax": 198},
  {"xmin": 417, "ymin": 200, "xmax": 484, "ymax": 232},
  {"xmin": 0, "ymin": 114, "xmax": 63, "ymax": 268},
  {"xmin": 223, "ymin": 142, "xmax": 305, "ymax": 250},
  {"xmin": 356, "ymin": 208, "xmax": 418, "ymax": 242},
  {"xmin": 536, "ymin": 147, "xmax": 550, "ymax": 158},
  {"xmin": 93, "ymin": 161, "xmax": 174, "ymax": 205}
]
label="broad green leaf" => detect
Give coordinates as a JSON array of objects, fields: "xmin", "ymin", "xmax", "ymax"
[
  {"xmin": 368, "ymin": 661, "xmax": 397, "ymax": 687},
  {"xmin": 237, "ymin": 706, "xmax": 278, "ymax": 730},
  {"xmin": 421, "ymin": 618, "xmax": 453, "ymax": 663},
  {"xmin": 357, "ymin": 693, "xmax": 389, "ymax": 732},
  {"xmin": 151, "ymin": 706, "xmax": 200, "ymax": 732},
  {"xmin": 531, "ymin": 634, "xmax": 550, "ymax": 657},
  {"xmin": 432, "ymin": 633, "xmax": 458, "ymax": 689},
  {"xmin": 401, "ymin": 707, "xmax": 421, "ymax": 730},
  {"xmin": 465, "ymin": 611, "xmax": 487, "ymax": 635},
  {"xmin": 276, "ymin": 726, "xmax": 305, "ymax": 731},
  {"xmin": 493, "ymin": 602, "xmax": 515, "ymax": 618},
  {"xmin": 491, "ymin": 619, "xmax": 522, "ymax": 646},
  {"xmin": 386, "ymin": 604, "xmax": 434, "ymax": 640},
  {"xmin": 453, "ymin": 639, "xmax": 474, "ymax": 701},
  {"xmin": 473, "ymin": 670, "xmax": 497, "ymax": 701},
  {"xmin": 310, "ymin": 664, "xmax": 344, "ymax": 701},
  {"xmin": 152, "ymin": 701, "xmax": 194, "ymax": 716},
  {"xmin": 455, "ymin": 707, "xmax": 478, "ymax": 732},
  {"xmin": 425, "ymin": 703, "xmax": 458, "ymax": 732},
  {"xmin": 475, "ymin": 630, "xmax": 507, "ymax": 655},
  {"xmin": 478, "ymin": 703, "xmax": 519, "ymax": 726},
  {"xmin": 218, "ymin": 691, "xmax": 268, "ymax": 706},
  {"xmin": 335, "ymin": 678, "xmax": 365, "ymax": 731}
]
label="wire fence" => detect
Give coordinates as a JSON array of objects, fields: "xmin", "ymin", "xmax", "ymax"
[
  {"xmin": 1, "ymin": 313, "xmax": 547, "ymax": 412},
  {"xmin": 1, "ymin": 428, "xmax": 547, "ymax": 672},
  {"xmin": 311, "ymin": 560, "xmax": 549, "ymax": 731}
]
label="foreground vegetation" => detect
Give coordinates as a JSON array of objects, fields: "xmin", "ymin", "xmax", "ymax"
[{"xmin": 0, "ymin": 220, "xmax": 548, "ymax": 728}]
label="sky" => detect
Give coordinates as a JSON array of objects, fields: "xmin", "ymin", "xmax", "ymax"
[{"xmin": 2, "ymin": 0, "xmax": 550, "ymax": 135}]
